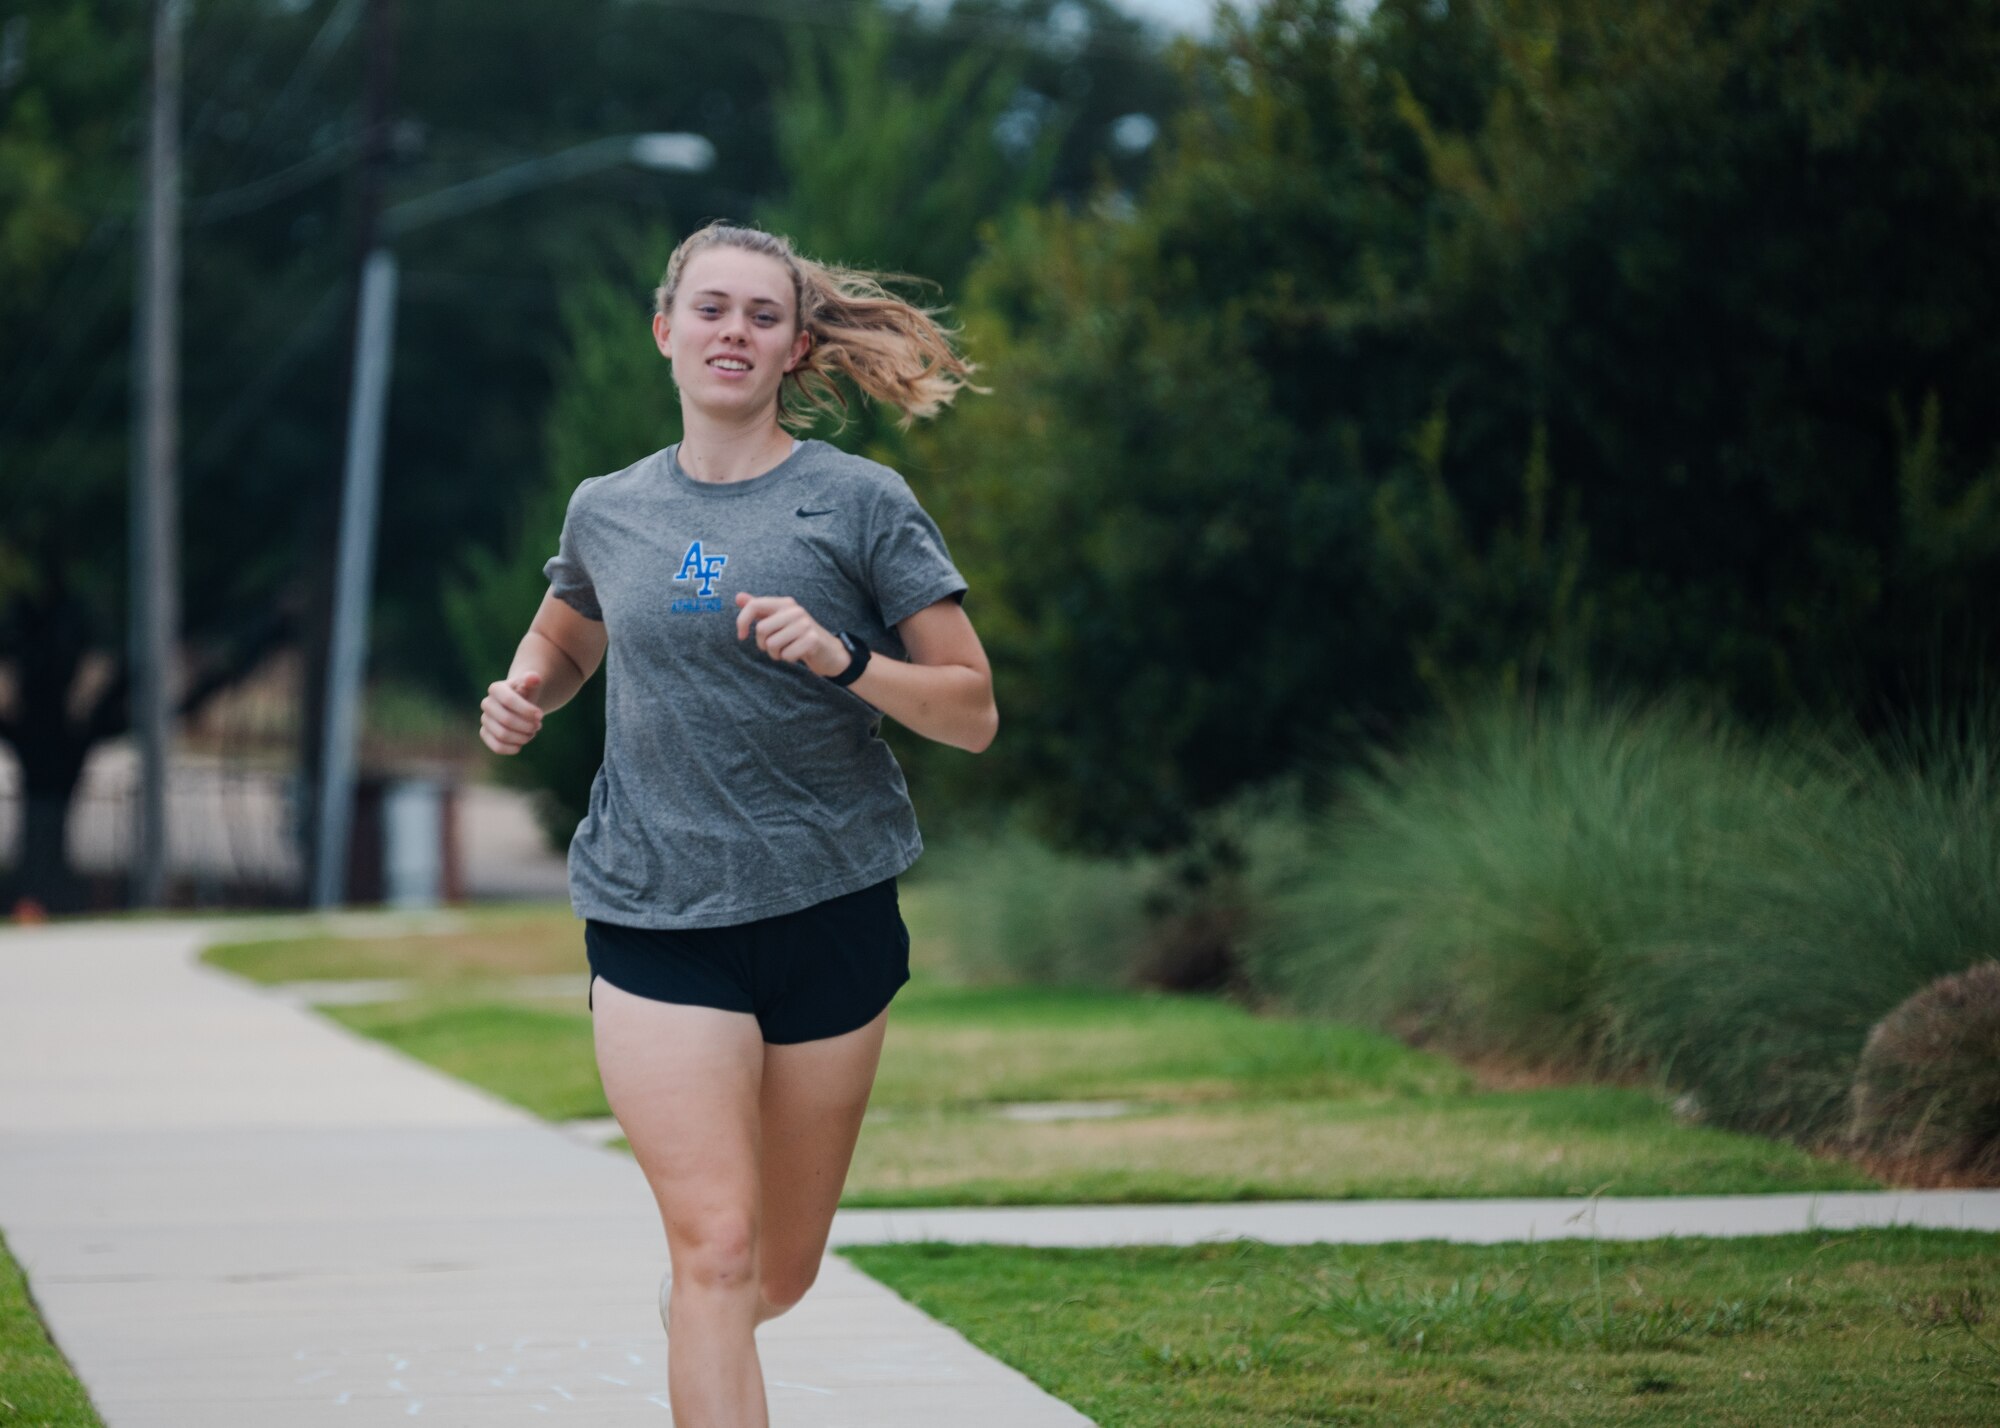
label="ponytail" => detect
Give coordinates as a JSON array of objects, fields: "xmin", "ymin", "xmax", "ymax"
[{"xmin": 655, "ymin": 221, "xmax": 983, "ymax": 431}]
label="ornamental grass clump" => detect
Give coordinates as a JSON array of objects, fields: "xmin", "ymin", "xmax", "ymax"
[
  {"xmin": 1244, "ymin": 682, "xmax": 2000, "ymax": 1155},
  {"xmin": 1241, "ymin": 681, "xmax": 1818, "ymax": 1078},
  {"xmin": 1620, "ymin": 698, "xmax": 2000, "ymax": 1142},
  {"xmin": 1847, "ymin": 962, "xmax": 2000, "ymax": 1185},
  {"xmin": 1616, "ymin": 708, "xmax": 2000, "ymax": 1144}
]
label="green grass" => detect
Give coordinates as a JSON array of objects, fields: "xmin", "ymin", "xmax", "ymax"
[
  {"xmin": 844, "ymin": 1229, "xmax": 2000, "ymax": 1426},
  {"xmin": 293, "ymin": 893, "xmax": 1873, "ymax": 1203},
  {"xmin": 324, "ymin": 999, "xmax": 605, "ymax": 1121},
  {"xmin": 0, "ymin": 1229, "xmax": 103, "ymax": 1427},
  {"xmin": 217, "ymin": 892, "xmax": 1881, "ymax": 1202},
  {"xmin": 318, "ymin": 976, "xmax": 1479, "ymax": 1126},
  {"xmin": 843, "ymin": 1091, "xmax": 1872, "ymax": 1207},
  {"xmin": 874, "ymin": 978, "xmax": 1473, "ymax": 1106}
]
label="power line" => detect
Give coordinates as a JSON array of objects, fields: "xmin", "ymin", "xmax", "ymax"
[
  {"xmin": 5, "ymin": 0, "xmax": 369, "ymax": 464},
  {"xmin": 189, "ymin": 129, "xmax": 362, "ymax": 224},
  {"xmin": 177, "ymin": 0, "xmax": 376, "ymax": 252},
  {"xmin": 9, "ymin": 0, "xmax": 1172, "ymax": 458},
  {"xmin": 3, "ymin": 2, "xmax": 353, "ymax": 418},
  {"xmin": 184, "ymin": 284, "xmax": 343, "ymax": 470},
  {"xmin": 258, "ymin": 0, "xmax": 368, "ymax": 143},
  {"xmin": 0, "ymin": 220, "xmax": 130, "ymax": 433},
  {"xmin": 184, "ymin": 0, "xmax": 365, "ymax": 197}
]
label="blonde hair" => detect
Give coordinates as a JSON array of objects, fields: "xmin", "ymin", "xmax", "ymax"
[{"xmin": 654, "ymin": 221, "xmax": 982, "ymax": 432}]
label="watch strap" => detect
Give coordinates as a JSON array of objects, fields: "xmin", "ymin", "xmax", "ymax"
[{"xmin": 826, "ymin": 630, "xmax": 871, "ymax": 687}]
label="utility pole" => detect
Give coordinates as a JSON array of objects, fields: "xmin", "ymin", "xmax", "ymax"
[
  {"xmin": 311, "ymin": 249, "xmax": 396, "ymax": 910},
  {"xmin": 129, "ymin": 0, "xmax": 184, "ymax": 908},
  {"xmin": 298, "ymin": 0, "xmax": 396, "ymax": 904},
  {"xmin": 307, "ymin": 131, "xmax": 712, "ymax": 909}
]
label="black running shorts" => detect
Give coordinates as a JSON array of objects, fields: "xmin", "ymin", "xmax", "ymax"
[{"xmin": 583, "ymin": 875, "xmax": 911, "ymax": 1044}]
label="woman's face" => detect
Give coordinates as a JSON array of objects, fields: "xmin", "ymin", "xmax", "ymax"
[{"xmin": 654, "ymin": 247, "xmax": 811, "ymax": 422}]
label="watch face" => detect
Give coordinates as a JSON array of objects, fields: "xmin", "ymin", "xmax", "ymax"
[{"xmin": 839, "ymin": 632, "xmax": 858, "ymax": 654}]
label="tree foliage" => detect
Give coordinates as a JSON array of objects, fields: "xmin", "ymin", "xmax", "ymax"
[
  {"xmin": 2, "ymin": 1, "xmax": 150, "ymax": 905},
  {"xmin": 1, "ymin": 0, "xmax": 1178, "ymax": 898},
  {"xmin": 758, "ymin": 12, "xmax": 1060, "ymax": 288},
  {"xmin": 442, "ymin": 5, "xmax": 1139, "ymax": 845},
  {"xmin": 916, "ymin": 0, "xmax": 2000, "ymax": 853},
  {"xmin": 442, "ymin": 243, "xmax": 667, "ymax": 845}
]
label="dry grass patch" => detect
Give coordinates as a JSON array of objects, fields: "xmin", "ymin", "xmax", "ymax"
[
  {"xmin": 203, "ymin": 904, "xmax": 585, "ymax": 985},
  {"xmin": 842, "ymin": 1092, "xmax": 1874, "ymax": 1206}
]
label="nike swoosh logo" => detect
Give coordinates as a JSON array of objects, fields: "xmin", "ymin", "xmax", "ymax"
[{"xmin": 796, "ymin": 506, "xmax": 837, "ymax": 518}]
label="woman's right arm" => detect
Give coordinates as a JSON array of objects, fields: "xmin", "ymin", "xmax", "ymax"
[{"xmin": 479, "ymin": 591, "xmax": 609, "ymax": 755}]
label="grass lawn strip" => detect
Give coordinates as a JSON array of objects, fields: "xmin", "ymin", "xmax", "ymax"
[
  {"xmin": 199, "ymin": 904, "xmax": 582, "ymax": 986},
  {"xmin": 316, "ymin": 993, "xmax": 1870, "ymax": 1202},
  {"xmin": 841, "ymin": 1092, "xmax": 1872, "ymax": 1205},
  {"xmin": 216, "ymin": 896, "xmax": 1880, "ymax": 1203},
  {"xmin": 0, "ymin": 1229, "xmax": 104, "ymax": 1428},
  {"xmin": 875, "ymin": 981, "xmax": 1470, "ymax": 1105},
  {"xmin": 843, "ymin": 1229, "xmax": 2000, "ymax": 1427},
  {"xmin": 316, "ymin": 976, "xmax": 1479, "ymax": 1113}
]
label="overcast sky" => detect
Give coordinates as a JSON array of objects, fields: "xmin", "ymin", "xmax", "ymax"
[
  {"xmin": 898, "ymin": 1, "xmax": 1273, "ymax": 39},
  {"xmin": 1112, "ymin": 2, "xmax": 1381, "ymax": 39},
  {"xmin": 1116, "ymin": 0, "xmax": 1239, "ymax": 33}
]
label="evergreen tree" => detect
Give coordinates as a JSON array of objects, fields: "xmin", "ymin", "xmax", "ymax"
[{"xmin": 918, "ymin": 0, "xmax": 2000, "ymax": 852}]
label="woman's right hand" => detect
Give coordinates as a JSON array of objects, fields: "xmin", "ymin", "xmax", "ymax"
[{"xmin": 480, "ymin": 671, "xmax": 544, "ymax": 755}]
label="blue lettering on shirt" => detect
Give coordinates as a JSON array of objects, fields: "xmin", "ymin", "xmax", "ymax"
[{"xmin": 674, "ymin": 539, "xmax": 728, "ymax": 598}]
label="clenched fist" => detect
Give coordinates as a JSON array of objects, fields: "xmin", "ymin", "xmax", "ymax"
[
  {"xmin": 480, "ymin": 671, "xmax": 544, "ymax": 755},
  {"xmin": 734, "ymin": 590, "xmax": 849, "ymax": 678}
]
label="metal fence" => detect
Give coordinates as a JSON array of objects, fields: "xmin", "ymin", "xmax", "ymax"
[
  {"xmin": 0, "ymin": 746, "xmax": 304, "ymax": 906},
  {"xmin": 2, "ymin": 743, "xmax": 566, "ymax": 910}
]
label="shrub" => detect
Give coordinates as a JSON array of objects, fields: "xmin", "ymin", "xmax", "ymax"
[
  {"xmin": 1119, "ymin": 785, "xmax": 1321, "ymax": 994},
  {"xmin": 1244, "ymin": 681, "xmax": 2000, "ymax": 1148},
  {"xmin": 921, "ymin": 822, "xmax": 1167, "ymax": 988},
  {"xmin": 922, "ymin": 681, "xmax": 2000, "ymax": 1164},
  {"xmin": 1614, "ymin": 698, "xmax": 2000, "ymax": 1140},
  {"xmin": 923, "ymin": 781, "xmax": 1322, "ymax": 994},
  {"xmin": 1242, "ymin": 681, "xmax": 1820, "ymax": 1075},
  {"xmin": 1848, "ymin": 962, "xmax": 2000, "ymax": 1184}
]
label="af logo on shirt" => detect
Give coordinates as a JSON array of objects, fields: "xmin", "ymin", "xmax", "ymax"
[{"xmin": 670, "ymin": 539, "xmax": 728, "ymax": 614}]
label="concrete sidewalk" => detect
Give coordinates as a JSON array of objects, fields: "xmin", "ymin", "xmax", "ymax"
[
  {"xmin": 830, "ymin": 1190, "xmax": 2000, "ymax": 1249},
  {"xmin": 0, "ymin": 920, "xmax": 1092, "ymax": 1426}
]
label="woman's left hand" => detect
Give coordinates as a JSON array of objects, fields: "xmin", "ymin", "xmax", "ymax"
[{"xmin": 734, "ymin": 591, "xmax": 851, "ymax": 678}]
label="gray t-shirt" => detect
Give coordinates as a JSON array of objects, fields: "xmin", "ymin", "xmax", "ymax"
[{"xmin": 541, "ymin": 438, "xmax": 969, "ymax": 928}]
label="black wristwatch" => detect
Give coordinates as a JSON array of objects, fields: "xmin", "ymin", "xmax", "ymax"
[{"xmin": 825, "ymin": 630, "xmax": 871, "ymax": 687}]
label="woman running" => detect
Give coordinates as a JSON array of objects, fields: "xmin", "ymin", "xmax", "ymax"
[{"xmin": 477, "ymin": 220, "xmax": 996, "ymax": 1426}]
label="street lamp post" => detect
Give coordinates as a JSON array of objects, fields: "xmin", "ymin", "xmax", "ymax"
[
  {"xmin": 310, "ymin": 132, "xmax": 715, "ymax": 909},
  {"xmin": 129, "ymin": 0, "xmax": 185, "ymax": 908}
]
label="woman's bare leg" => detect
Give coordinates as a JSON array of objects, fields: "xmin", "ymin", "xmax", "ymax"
[
  {"xmin": 753, "ymin": 1005, "xmax": 890, "ymax": 1322},
  {"xmin": 590, "ymin": 976, "xmax": 769, "ymax": 1428}
]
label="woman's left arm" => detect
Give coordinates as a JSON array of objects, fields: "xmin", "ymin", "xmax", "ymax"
[{"xmin": 734, "ymin": 592, "xmax": 997, "ymax": 753}]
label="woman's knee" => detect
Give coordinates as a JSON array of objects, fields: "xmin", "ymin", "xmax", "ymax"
[
  {"xmin": 668, "ymin": 1213, "xmax": 760, "ymax": 1293},
  {"xmin": 760, "ymin": 1257, "xmax": 819, "ymax": 1315}
]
